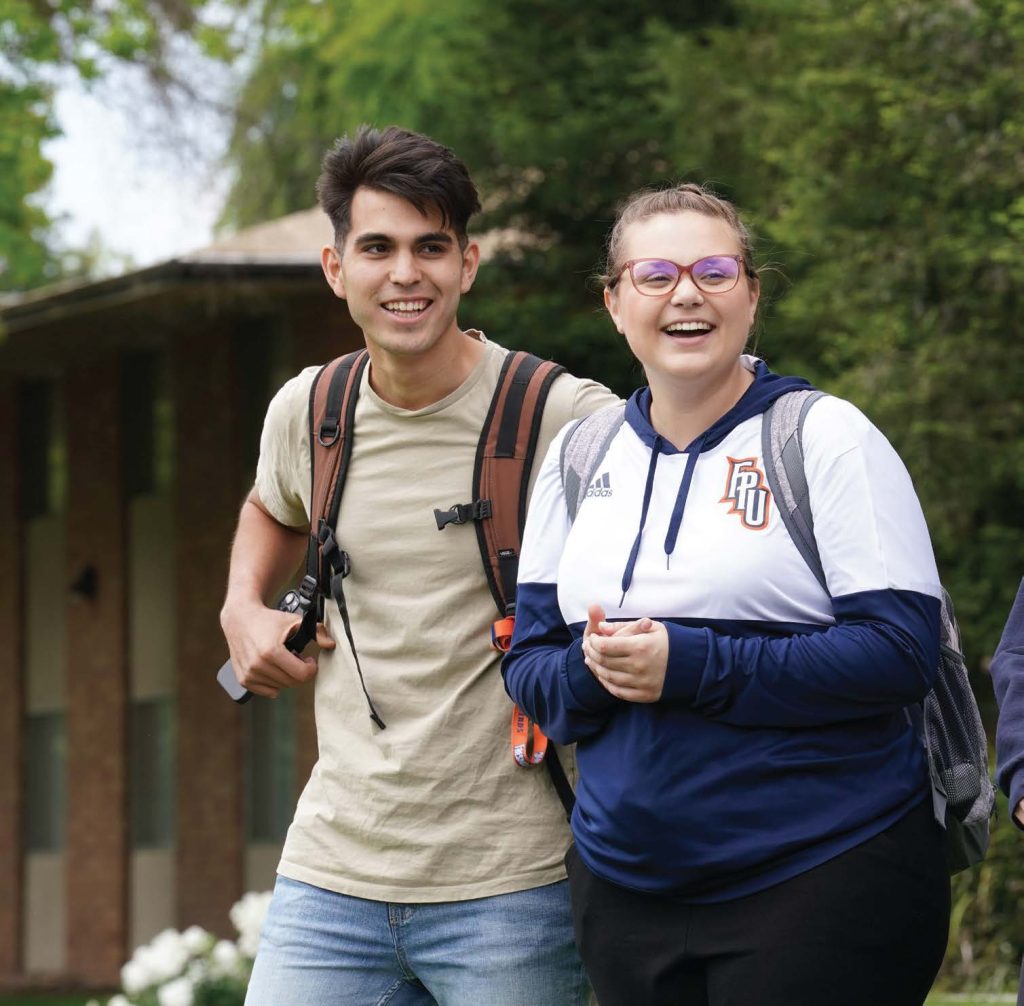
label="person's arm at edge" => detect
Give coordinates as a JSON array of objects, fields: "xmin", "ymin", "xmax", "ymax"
[
  {"xmin": 991, "ymin": 577, "xmax": 1024, "ymax": 828},
  {"xmin": 219, "ymin": 489, "xmax": 333, "ymax": 698}
]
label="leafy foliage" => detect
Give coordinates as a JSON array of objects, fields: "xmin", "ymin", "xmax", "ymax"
[
  {"xmin": 942, "ymin": 794, "xmax": 1024, "ymax": 992},
  {"xmin": 0, "ymin": 0, "xmax": 231, "ymax": 292}
]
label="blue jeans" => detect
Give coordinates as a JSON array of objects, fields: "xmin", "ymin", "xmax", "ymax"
[{"xmin": 244, "ymin": 875, "xmax": 590, "ymax": 1006}]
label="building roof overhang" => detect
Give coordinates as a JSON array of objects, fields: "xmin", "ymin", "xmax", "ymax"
[{"xmin": 0, "ymin": 207, "xmax": 332, "ymax": 337}]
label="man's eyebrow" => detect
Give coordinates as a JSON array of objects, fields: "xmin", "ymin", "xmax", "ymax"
[
  {"xmin": 353, "ymin": 232, "xmax": 393, "ymax": 247},
  {"xmin": 352, "ymin": 231, "xmax": 455, "ymax": 247}
]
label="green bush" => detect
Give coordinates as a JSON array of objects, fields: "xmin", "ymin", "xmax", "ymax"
[{"xmin": 936, "ymin": 792, "xmax": 1024, "ymax": 993}]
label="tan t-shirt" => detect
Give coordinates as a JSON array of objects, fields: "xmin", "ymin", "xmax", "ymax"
[{"xmin": 255, "ymin": 335, "xmax": 618, "ymax": 902}]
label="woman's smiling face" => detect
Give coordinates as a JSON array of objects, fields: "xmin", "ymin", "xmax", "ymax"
[{"xmin": 604, "ymin": 210, "xmax": 759, "ymax": 390}]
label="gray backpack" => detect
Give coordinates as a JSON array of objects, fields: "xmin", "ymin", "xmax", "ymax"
[{"xmin": 560, "ymin": 392, "xmax": 994, "ymax": 874}]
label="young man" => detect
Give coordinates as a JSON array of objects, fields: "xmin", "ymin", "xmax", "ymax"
[{"xmin": 220, "ymin": 125, "xmax": 616, "ymax": 1005}]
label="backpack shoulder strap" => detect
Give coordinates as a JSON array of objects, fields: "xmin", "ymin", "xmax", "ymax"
[
  {"xmin": 761, "ymin": 389, "xmax": 828, "ymax": 593},
  {"xmin": 305, "ymin": 348, "xmax": 385, "ymax": 729},
  {"xmin": 473, "ymin": 350, "xmax": 565, "ymax": 619},
  {"xmin": 309, "ymin": 349, "xmax": 370, "ymax": 534},
  {"xmin": 765, "ymin": 390, "xmax": 994, "ymax": 869},
  {"xmin": 559, "ymin": 403, "xmax": 626, "ymax": 523}
]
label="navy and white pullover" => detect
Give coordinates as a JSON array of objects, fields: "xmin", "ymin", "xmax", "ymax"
[{"xmin": 503, "ymin": 358, "xmax": 942, "ymax": 901}]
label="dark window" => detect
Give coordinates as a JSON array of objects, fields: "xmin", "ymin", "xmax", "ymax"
[
  {"xmin": 234, "ymin": 321, "xmax": 289, "ymax": 490},
  {"xmin": 245, "ymin": 689, "xmax": 296, "ymax": 842},
  {"xmin": 121, "ymin": 352, "xmax": 174, "ymax": 498},
  {"xmin": 17, "ymin": 381, "xmax": 66, "ymax": 520},
  {"xmin": 24, "ymin": 713, "xmax": 67, "ymax": 852},
  {"xmin": 129, "ymin": 699, "xmax": 176, "ymax": 848}
]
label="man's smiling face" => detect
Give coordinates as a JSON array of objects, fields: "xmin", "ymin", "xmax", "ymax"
[{"xmin": 322, "ymin": 186, "xmax": 480, "ymax": 364}]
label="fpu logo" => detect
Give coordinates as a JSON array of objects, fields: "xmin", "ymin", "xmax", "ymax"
[{"xmin": 719, "ymin": 457, "xmax": 771, "ymax": 530}]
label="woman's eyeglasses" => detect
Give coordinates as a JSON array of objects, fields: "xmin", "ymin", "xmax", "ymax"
[{"xmin": 612, "ymin": 256, "xmax": 749, "ymax": 296}]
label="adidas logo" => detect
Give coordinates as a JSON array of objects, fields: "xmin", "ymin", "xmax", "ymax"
[{"xmin": 585, "ymin": 472, "xmax": 613, "ymax": 498}]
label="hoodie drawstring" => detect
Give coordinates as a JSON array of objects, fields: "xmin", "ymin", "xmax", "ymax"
[
  {"xmin": 619, "ymin": 435, "xmax": 662, "ymax": 607},
  {"xmin": 662, "ymin": 433, "xmax": 707, "ymax": 569}
]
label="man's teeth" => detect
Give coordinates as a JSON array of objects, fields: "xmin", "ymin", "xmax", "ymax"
[
  {"xmin": 665, "ymin": 321, "xmax": 713, "ymax": 333},
  {"xmin": 384, "ymin": 300, "xmax": 429, "ymax": 313}
]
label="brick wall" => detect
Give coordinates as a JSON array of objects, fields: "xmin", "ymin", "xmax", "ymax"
[
  {"xmin": 0, "ymin": 379, "xmax": 23, "ymax": 978},
  {"xmin": 65, "ymin": 363, "xmax": 129, "ymax": 985},
  {"xmin": 174, "ymin": 329, "xmax": 245, "ymax": 936}
]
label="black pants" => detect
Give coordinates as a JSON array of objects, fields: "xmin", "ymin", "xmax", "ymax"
[{"xmin": 566, "ymin": 799, "xmax": 950, "ymax": 1006}]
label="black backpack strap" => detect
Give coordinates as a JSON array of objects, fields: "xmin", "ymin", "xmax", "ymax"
[{"xmin": 307, "ymin": 349, "xmax": 384, "ymax": 729}]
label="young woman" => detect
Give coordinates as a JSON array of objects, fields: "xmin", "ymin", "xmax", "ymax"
[{"xmin": 502, "ymin": 184, "xmax": 950, "ymax": 1006}]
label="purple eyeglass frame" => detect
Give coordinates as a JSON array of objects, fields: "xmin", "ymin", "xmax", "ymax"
[{"xmin": 612, "ymin": 255, "xmax": 751, "ymax": 296}]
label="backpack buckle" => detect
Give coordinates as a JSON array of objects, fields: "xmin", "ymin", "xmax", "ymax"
[
  {"xmin": 297, "ymin": 574, "xmax": 319, "ymax": 605},
  {"xmin": 434, "ymin": 499, "xmax": 492, "ymax": 530}
]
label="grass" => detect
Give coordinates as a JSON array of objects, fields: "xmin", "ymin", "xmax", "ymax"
[
  {"xmin": 927, "ymin": 998, "xmax": 1016, "ymax": 1005},
  {"xmin": 0, "ymin": 998, "xmax": 95, "ymax": 1005}
]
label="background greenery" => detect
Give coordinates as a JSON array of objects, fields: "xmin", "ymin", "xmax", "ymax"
[{"xmin": 3, "ymin": 0, "xmax": 1022, "ymax": 992}]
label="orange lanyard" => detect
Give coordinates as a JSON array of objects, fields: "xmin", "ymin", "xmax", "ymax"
[
  {"xmin": 493, "ymin": 615, "xmax": 550, "ymax": 768},
  {"xmin": 511, "ymin": 705, "xmax": 549, "ymax": 767}
]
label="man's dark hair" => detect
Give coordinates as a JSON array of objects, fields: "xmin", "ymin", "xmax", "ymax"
[{"xmin": 316, "ymin": 125, "xmax": 481, "ymax": 249}]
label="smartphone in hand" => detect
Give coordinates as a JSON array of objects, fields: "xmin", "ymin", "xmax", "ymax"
[{"xmin": 216, "ymin": 589, "xmax": 316, "ymax": 703}]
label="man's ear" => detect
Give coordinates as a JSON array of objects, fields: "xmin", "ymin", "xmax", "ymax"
[
  {"xmin": 460, "ymin": 240, "xmax": 481, "ymax": 295},
  {"xmin": 321, "ymin": 244, "xmax": 346, "ymax": 299}
]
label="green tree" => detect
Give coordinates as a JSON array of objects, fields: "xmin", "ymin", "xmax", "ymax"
[{"xmin": 0, "ymin": 0, "xmax": 229, "ymax": 292}]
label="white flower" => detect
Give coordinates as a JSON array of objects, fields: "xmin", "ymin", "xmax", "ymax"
[
  {"xmin": 109, "ymin": 997, "xmax": 133, "ymax": 1006},
  {"xmin": 230, "ymin": 890, "xmax": 273, "ymax": 958},
  {"xmin": 157, "ymin": 975, "xmax": 195, "ymax": 1006},
  {"xmin": 186, "ymin": 959, "xmax": 208, "ymax": 984},
  {"xmin": 121, "ymin": 958, "xmax": 151, "ymax": 995},
  {"xmin": 211, "ymin": 938, "xmax": 242, "ymax": 976},
  {"xmin": 140, "ymin": 929, "xmax": 190, "ymax": 985},
  {"xmin": 181, "ymin": 924, "xmax": 212, "ymax": 955}
]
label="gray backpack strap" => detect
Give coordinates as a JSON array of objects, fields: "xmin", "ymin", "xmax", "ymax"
[
  {"xmin": 761, "ymin": 390, "xmax": 828, "ymax": 593},
  {"xmin": 560, "ymin": 404, "xmax": 626, "ymax": 522},
  {"xmin": 763, "ymin": 389, "xmax": 994, "ymax": 872}
]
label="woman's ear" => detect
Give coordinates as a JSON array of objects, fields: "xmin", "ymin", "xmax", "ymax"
[
  {"xmin": 604, "ymin": 286, "xmax": 625, "ymax": 335},
  {"xmin": 746, "ymin": 275, "xmax": 760, "ymax": 329}
]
